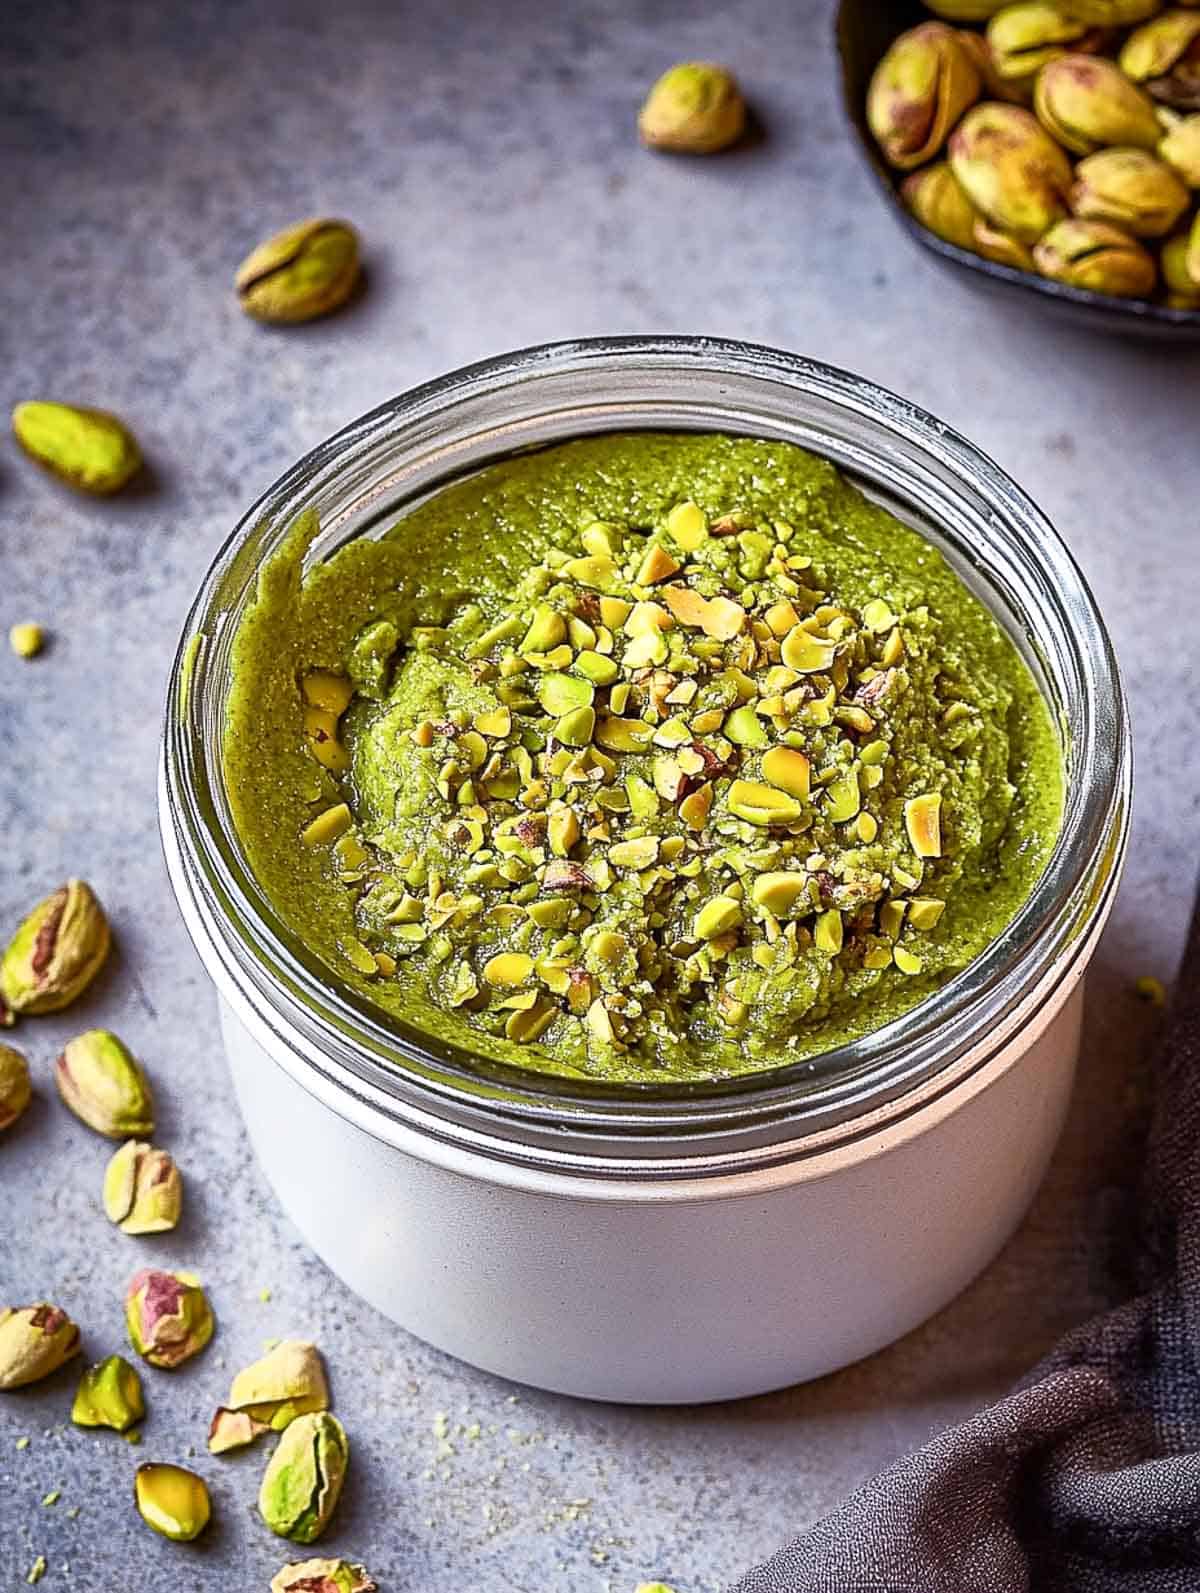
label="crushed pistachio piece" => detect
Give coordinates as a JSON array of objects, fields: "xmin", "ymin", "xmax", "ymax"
[
  {"xmin": 904, "ymin": 793, "xmax": 943, "ymax": 859},
  {"xmin": 9, "ymin": 623, "xmax": 45, "ymax": 659}
]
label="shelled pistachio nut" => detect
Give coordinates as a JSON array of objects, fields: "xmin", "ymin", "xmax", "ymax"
[
  {"xmin": 0, "ymin": 1042, "xmax": 31, "ymax": 1130},
  {"xmin": 1, "ymin": 879, "xmax": 110, "ymax": 1015},
  {"xmin": 1159, "ymin": 110, "xmax": 1200, "ymax": 182},
  {"xmin": 71, "ymin": 1354, "xmax": 144, "ymax": 1432},
  {"xmin": 259, "ymin": 1411, "xmax": 349, "ymax": 1543},
  {"xmin": 0, "ymin": 1304, "xmax": 80, "ymax": 1389},
  {"xmin": 1034, "ymin": 54, "xmax": 1163, "ymax": 153},
  {"xmin": 134, "ymin": 1463, "xmax": 211, "ymax": 1541},
  {"xmin": 987, "ymin": 3, "xmax": 1110, "ymax": 87},
  {"xmin": 1033, "ymin": 216, "xmax": 1159, "ymax": 293},
  {"xmin": 867, "ymin": 23, "xmax": 982, "ymax": 169},
  {"xmin": 949, "ymin": 102, "xmax": 1073, "ymax": 239},
  {"xmin": 125, "ymin": 1269, "xmax": 214, "ymax": 1369},
  {"xmin": 900, "ymin": 161, "xmax": 982, "ymax": 248},
  {"xmin": 56, "ymin": 1030, "xmax": 154, "ymax": 1138},
  {"xmin": 209, "ymin": 1339, "xmax": 329, "ymax": 1453},
  {"xmin": 236, "ymin": 219, "xmax": 361, "ymax": 324},
  {"xmin": 1071, "ymin": 146, "xmax": 1190, "ymax": 233},
  {"xmin": 103, "ymin": 1140, "xmax": 183, "ymax": 1234},
  {"xmin": 11, "ymin": 401, "xmax": 142, "ymax": 494},
  {"xmin": 638, "ymin": 62, "xmax": 746, "ymax": 153},
  {"xmin": 973, "ymin": 216, "xmax": 1039, "ymax": 268},
  {"xmin": 1121, "ymin": 10, "xmax": 1200, "ymax": 107},
  {"xmin": 9, "ymin": 622, "xmax": 44, "ymax": 659},
  {"xmin": 1162, "ymin": 231, "xmax": 1200, "ymax": 302},
  {"xmin": 271, "ymin": 1561, "xmax": 377, "ymax": 1593}
]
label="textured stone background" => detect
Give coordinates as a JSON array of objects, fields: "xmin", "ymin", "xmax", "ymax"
[{"xmin": 2, "ymin": 1, "xmax": 1197, "ymax": 1588}]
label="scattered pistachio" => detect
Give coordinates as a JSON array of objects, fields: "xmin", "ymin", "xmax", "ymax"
[
  {"xmin": 0, "ymin": 1042, "xmax": 31, "ymax": 1131},
  {"xmin": 0, "ymin": 1304, "xmax": 81, "ymax": 1390},
  {"xmin": 210, "ymin": 1340, "xmax": 329, "ymax": 1453},
  {"xmin": 56, "ymin": 1030, "xmax": 154, "ymax": 1139},
  {"xmin": 259, "ymin": 1411, "xmax": 349, "ymax": 1543},
  {"xmin": 134, "ymin": 1463, "xmax": 211, "ymax": 1541},
  {"xmin": 125, "ymin": 1269, "xmax": 214, "ymax": 1370},
  {"xmin": 638, "ymin": 62, "xmax": 746, "ymax": 154},
  {"xmin": 103, "ymin": 1140, "xmax": 183, "ymax": 1234},
  {"xmin": 271, "ymin": 1560, "xmax": 377, "ymax": 1593},
  {"xmin": 236, "ymin": 219, "xmax": 361, "ymax": 323},
  {"xmin": 1, "ymin": 879, "xmax": 111, "ymax": 1016},
  {"xmin": 12, "ymin": 400, "xmax": 142, "ymax": 493},
  {"xmin": 72, "ymin": 1355, "xmax": 144, "ymax": 1432},
  {"xmin": 1134, "ymin": 974, "xmax": 1167, "ymax": 1006},
  {"xmin": 9, "ymin": 622, "xmax": 44, "ymax": 659}
]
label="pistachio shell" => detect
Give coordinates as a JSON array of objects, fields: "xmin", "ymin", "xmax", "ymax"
[
  {"xmin": 125, "ymin": 1268, "xmax": 214, "ymax": 1369},
  {"xmin": 56, "ymin": 1030, "xmax": 154, "ymax": 1139},
  {"xmin": 1052, "ymin": 0, "xmax": 1165, "ymax": 18},
  {"xmin": 1159, "ymin": 110, "xmax": 1200, "ymax": 181},
  {"xmin": 11, "ymin": 401, "xmax": 141, "ymax": 494},
  {"xmin": 259, "ymin": 1411, "xmax": 349, "ymax": 1544},
  {"xmin": 0, "ymin": 1304, "xmax": 80, "ymax": 1390},
  {"xmin": 924, "ymin": 0, "xmax": 1009, "ymax": 17},
  {"xmin": 973, "ymin": 216, "xmax": 1039, "ymax": 269},
  {"xmin": 0, "ymin": 1043, "xmax": 31, "ymax": 1131},
  {"xmin": 1163, "ymin": 230, "xmax": 1200, "ymax": 302},
  {"xmin": 638, "ymin": 63, "xmax": 746, "ymax": 154},
  {"xmin": 271, "ymin": 1562, "xmax": 377, "ymax": 1593},
  {"xmin": 900, "ymin": 161, "xmax": 982, "ymax": 249},
  {"xmin": 1070, "ymin": 147, "xmax": 1190, "ymax": 234},
  {"xmin": 1034, "ymin": 55, "xmax": 1163, "ymax": 154},
  {"xmin": 1033, "ymin": 217, "xmax": 1159, "ymax": 295},
  {"xmin": 1121, "ymin": 10, "xmax": 1200, "ymax": 81},
  {"xmin": 867, "ymin": 23, "xmax": 983, "ymax": 169},
  {"xmin": 987, "ymin": 3, "xmax": 1109, "ymax": 84},
  {"xmin": 103, "ymin": 1140, "xmax": 183, "ymax": 1233},
  {"xmin": 949, "ymin": 102, "xmax": 1073, "ymax": 241},
  {"xmin": 236, "ymin": 219, "xmax": 361, "ymax": 324}
]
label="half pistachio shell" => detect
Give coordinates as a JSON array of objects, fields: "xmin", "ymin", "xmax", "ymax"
[
  {"xmin": 209, "ymin": 1340, "xmax": 329, "ymax": 1454},
  {"xmin": 270, "ymin": 1561, "xmax": 377, "ymax": 1593}
]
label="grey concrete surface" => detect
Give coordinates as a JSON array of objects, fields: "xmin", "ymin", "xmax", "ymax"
[{"xmin": 1, "ymin": 1, "xmax": 1196, "ymax": 1588}]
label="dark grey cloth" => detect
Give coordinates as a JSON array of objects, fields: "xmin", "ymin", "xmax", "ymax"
[{"xmin": 732, "ymin": 896, "xmax": 1200, "ymax": 1593}]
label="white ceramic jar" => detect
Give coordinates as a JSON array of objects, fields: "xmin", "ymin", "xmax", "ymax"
[{"xmin": 160, "ymin": 339, "xmax": 1130, "ymax": 1403}]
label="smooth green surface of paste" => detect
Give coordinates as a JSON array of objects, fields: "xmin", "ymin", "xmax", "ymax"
[{"xmin": 224, "ymin": 433, "xmax": 1063, "ymax": 1084}]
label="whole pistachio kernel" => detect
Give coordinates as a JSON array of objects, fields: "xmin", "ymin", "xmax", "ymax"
[
  {"xmin": 0, "ymin": 1042, "xmax": 31, "ymax": 1131},
  {"xmin": 236, "ymin": 219, "xmax": 361, "ymax": 324},
  {"xmin": 103, "ymin": 1140, "xmax": 183, "ymax": 1234},
  {"xmin": 271, "ymin": 1561, "xmax": 377, "ymax": 1593},
  {"xmin": 0, "ymin": 1304, "xmax": 81, "ymax": 1390},
  {"xmin": 259, "ymin": 1411, "xmax": 349, "ymax": 1543},
  {"xmin": 125, "ymin": 1269, "xmax": 214, "ymax": 1370},
  {"xmin": 638, "ymin": 62, "xmax": 747, "ymax": 154},
  {"xmin": 56, "ymin": 1030, "xmax": 154, "ymax": 1139},
  {"xmin": 1, "ymin": 879, "xmax": 111, "ymax": 1016},
  {"xmin": 12, "ymin": 401, "xmax": 142, "ymax": 494},
  {"xmin": 134, "ymin": 1463, "xmax": 211, "ymax": 1542},
  {"xmin": 72, "ymin": 1355, "xmax": 144, "ymax": 1433}
]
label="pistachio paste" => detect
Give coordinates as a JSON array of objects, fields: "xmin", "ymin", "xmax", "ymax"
[{"xmin": 224, "ymin": 434, "xmax": 1062, "ymax": 1084}]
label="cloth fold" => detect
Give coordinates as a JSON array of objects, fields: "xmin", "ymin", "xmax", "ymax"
[{"xmin": 732, "ymin": 889, "xmax": 1200, "ymax": 1593}]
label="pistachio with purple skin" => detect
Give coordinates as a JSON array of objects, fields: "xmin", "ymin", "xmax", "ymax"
[
  {"xmin": 56, "ymin": 1029, "xmax": 154, "ymax": 1138},
  {"xmin": 949, "ymin": 102, "xmax": 1073, "ymax": 240},
  {"xmin": 0, "ymin": 879, "xmax": 110, "ymax": 1015},
  {"xmin": 1071, "ymin": 147, "xmax": 1191, "ymax": 235},
  {"xmin": 271, "ymin": 1561, "xmax": 377, "ymax": 1593},
  {"xmin": 900, "ymin": 162, "xmax": 981, "ymax": 249},
  {"xmin": 867, "ymin": 22, "xmax": 982, "ymax": 169},
  {"xmin": 1034, "ymin": 54, "xmax": 1163, "ymax": 154},
  {"xmin": 125, "ymin": 1269, "xmax": 214, "ymax": 1369},
  {"xmin": 1121, "ymin": 10, "xmax": 1200, "ymax": 109},
  {"xmin": 1033, "ymin": 217, "xmax": 1159, "ymax": 295},
  {"xmin": 209, "ymin": 1340, "xmax": 329, "ymax": 1454},
  {"xmin": 0, "ymin": 1042, "xmax": 31, "ymax": 1130},
  {"xmin": 103, "ymin": 1140, "xmax": 183, "ymax": 1234},
  {"xmin": 0, "ymin": 1304, "xmax": 81, "ymax": 1390}
]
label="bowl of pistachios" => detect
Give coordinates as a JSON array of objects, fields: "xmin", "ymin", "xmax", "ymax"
[{"xmin": 838, "ymin": 0, "xmax": 1200, "ymax": 337}]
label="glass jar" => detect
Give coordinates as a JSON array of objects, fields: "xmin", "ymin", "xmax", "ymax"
[{"xmin": 160, "ymin": 338, "xmax": 1129, "ymax": 1400}]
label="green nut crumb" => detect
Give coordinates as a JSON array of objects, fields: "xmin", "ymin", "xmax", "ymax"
[
  {"xmin": 26, "ymin": 1555, "xmax": 47, "ymax": 1585},
  {"xmin": 9, "ymin": 623, "xmax": 44, "ymax": 659},
  {"xmin": 42, "ymin": 1491, "xmax": 60, "ymax": 1507},
  {"xmin": 1135, "ymin": 975, "xmax": 1167, "ymax": 1007},
  {"xmin": 16, "ymin": 1435, "xmax": 30, "ymax": 1449}
]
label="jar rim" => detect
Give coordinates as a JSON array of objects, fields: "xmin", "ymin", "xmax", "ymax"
[{"xmin": 160, "ymin": 336, "xmax": 1131, "ymax": 1168}]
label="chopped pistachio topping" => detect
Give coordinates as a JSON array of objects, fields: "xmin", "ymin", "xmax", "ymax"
[{"xmin": 292, "ymin": 495, "xmax": 994, "ymax": 1070}]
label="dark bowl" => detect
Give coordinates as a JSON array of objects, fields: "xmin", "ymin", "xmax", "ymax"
[{"xmin": 836, "ymin": 0, "xmax": 1200, "ymax": 342}]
